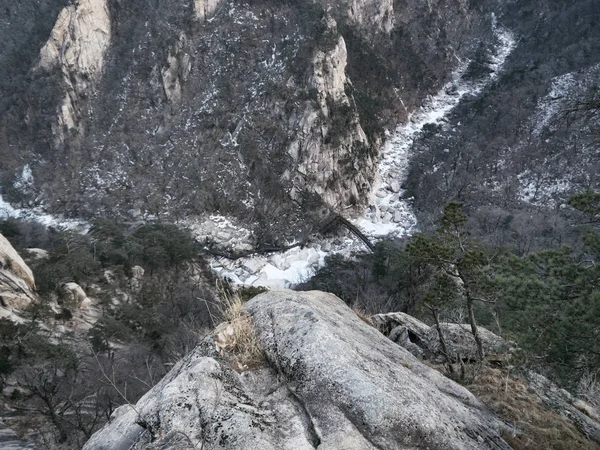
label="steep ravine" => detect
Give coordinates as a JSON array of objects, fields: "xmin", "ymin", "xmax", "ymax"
[
  {"xmin": 1, "ymin": 0, "xmax": 492, "ymax": 238},
  {"xmin": 208, "ymin": 23, "xmax": 517, "ymax": 288}
]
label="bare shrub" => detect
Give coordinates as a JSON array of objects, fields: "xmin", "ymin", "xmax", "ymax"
[{"xmin": 579, "ymin": 370, "xmax": 600, "ymax": 410}]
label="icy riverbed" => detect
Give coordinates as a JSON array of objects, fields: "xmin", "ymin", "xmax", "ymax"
[
  {"xmin": 0, "ymin": 194, "xmax": 89, "ymax": 232},
  {"xmin": 357, "ymin": 25, "xmax": 515, "ymax": 238}
]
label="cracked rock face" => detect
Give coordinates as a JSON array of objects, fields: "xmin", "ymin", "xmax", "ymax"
[
  {"xmin": 38, "ymin": 0, "xmax": 111, "ymax": 141},
  {"xmin": 84, "ymin": 290, "xmax": 512, "ymax": 450}
]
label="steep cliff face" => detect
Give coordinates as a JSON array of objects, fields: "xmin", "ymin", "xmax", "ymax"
[
  {"xmin": 287, "ymin": 18, "xmax": 373, "ymax": 209},
  {"xmin": 0, "ymin": 0, "xmax": 493, "ymax": 241},
  {"xmin": 37, "ymin": 0, "xmax": 111, "ymax": 143},
  {"xmin": 0, "ymin": 233, "xmax": 37, "ymax": 319}
]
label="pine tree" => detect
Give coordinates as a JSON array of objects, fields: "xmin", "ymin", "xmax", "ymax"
[{"xmin": 407, "ymin": 202, "xmax": 495, "ymax": 362}]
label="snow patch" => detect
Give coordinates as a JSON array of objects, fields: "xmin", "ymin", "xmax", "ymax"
[
  {"xmin": 210, "ymin": 244, "xmax": 329, "ymax": 289},
  {"xmin": 0, "ymin": 194, "xmax": 89, "ymax": 232}
]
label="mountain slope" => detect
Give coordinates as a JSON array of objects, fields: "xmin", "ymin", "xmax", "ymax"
[{"xmin": 1, "ymin": 0, "xmax": 494, "ymax": 242}]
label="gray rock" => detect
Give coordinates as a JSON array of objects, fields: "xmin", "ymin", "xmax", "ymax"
[
  {"xmin": 247, "ymin": 291, "xmax": 512, "ymax": 450},
  {"xmin": 390, "ymin": 181, "xmax": 401, "ymax": 193},
  {"xmin": 85, "ymin": 290, "xmax": 512, "ymax": 450},
  {"xmin": 374, "ymin": 313, "xmax": 516, "ymax": 363},
  {"xmin": 388, "ymin": 325, "xmax": 424, "ymax": 357},
  {"xmin": 526, "ymin": 371, "xmax": 600, "ymax": 445},
  {"xmin": 83, "ymin": 405, "xmax": 146, "ymax": 450},
  {"xmin": 372, "ymin": 311, "xmax": 431, "ymax": 348},
  {"xmin": 425, "ymin": 323, "xmax": 516, "ymax": 361}
]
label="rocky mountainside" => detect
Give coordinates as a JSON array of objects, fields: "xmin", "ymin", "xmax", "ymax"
[
  {"xmin": 403, "ymin": 0, "xmax": 600, "ymax": 249},
  {"xmin": 0, "ymin": 0, "xmax": 494, "ymax": 241}
]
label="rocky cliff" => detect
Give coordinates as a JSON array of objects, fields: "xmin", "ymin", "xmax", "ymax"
[
  {"xmin": 0, "ymin": 0, "xmax": 493, "ymax": 241},
  {"xmin": 83, "ymin": 290, "xmax": 512, "ymax": 450}
]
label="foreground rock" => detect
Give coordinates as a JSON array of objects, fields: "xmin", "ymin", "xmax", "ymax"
[{"xmin": 84, "ymin": 290, "xmax": 512, "ymax": 450}]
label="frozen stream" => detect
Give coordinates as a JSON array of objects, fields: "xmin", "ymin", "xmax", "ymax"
[
  {"xmin": 357, "ymin": 25, "xmax": 516, "ymax": 238},
  {"xmin": 0, "ymin": 26, "xmax": 515, "ymax": 289},
  {"xmin": 211, "ymin": 25, "xmax": 516, "ymax": 288}
]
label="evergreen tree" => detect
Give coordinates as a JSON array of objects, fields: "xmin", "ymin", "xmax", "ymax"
[{"xmin": 407, "ymin": 202, "xmax": 495, "ymax": 362}]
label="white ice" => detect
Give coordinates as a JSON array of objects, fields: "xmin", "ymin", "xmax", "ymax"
[{"xmin": 355, "ymin": 26, "xmax": 516, "ymax": 239}]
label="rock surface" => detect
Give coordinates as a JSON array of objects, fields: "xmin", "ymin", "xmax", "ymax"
[
  {"xmin": 425, "ymin": 323, "xmax": 516, "ymax": 361},
  {"xmin": 61, "ymin": 282, "xmax": 90, "ymax": 308},
  {"xmin": 0, "ymin": 233, "xmax": 36, "ymax": 314},
  {"xmin": 84, "ymin": 290, "xmax": 512, "ymax": 449},
  {"xmin": 526, "ymin": 371, "xmax": 600, "ymax": 445},
  {"xmin": 373, "ymin": 312, "xmax": 516, "ymax": 362}
]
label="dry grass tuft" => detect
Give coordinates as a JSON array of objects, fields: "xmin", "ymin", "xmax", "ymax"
[
  {"xmin": 466, "ymin": 367, "xmax": 600, "ymax": 450},
  {"xmin": 352, "ymin": 306, "xmax": 373, "ymax": 326},
  {"xmin": 579, "ymin": 370, "xmax": 600, "ymax": 411},
  {"xmin": 213, "ymin": 287, "xmax": 265, "ymax": 372}
]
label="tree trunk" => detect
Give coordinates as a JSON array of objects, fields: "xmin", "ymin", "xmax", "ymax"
[
  {"xmin": 466, "ymin": 295, "xmax": 485, "ymax": 362},
  {"xmin": 430, "ymin": 306, "xmax": 454, "ymax": 373}
]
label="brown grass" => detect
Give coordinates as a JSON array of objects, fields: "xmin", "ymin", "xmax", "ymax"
[
  {"xmin": 213, "ymin": 288, "xmax": 265, "ymax": 372},
  {"xmin": 466, "ymin": 367, "xmax": 600, "ymax": 450},
  {"xmin": 352, "ymin": 306, "xmax": 373, "ymax": 326}
]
